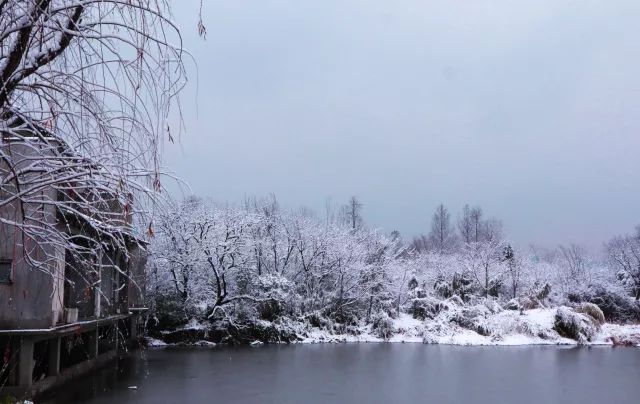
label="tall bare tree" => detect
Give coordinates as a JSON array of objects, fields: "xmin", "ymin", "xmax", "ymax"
[
  {"xmin": 428, "ymin": 203, "xmax": 456, "ymax": 254},
  {"xmin": 458, "ymin": 204, "xmax": 473, "ymax": 244},
  {"xmin": 482, "ymin": 217, "xmax": 504, "ymax": 243},
  {"xmin": 458, "ymin": 204, "xmax": 502, "ymax": 245},
  {"xmin": 342, "ymin": 196, "xmax": 363, "ymax": 231},
  {"xmin": 502, "ymin": 244, "xmax": 521, "ymax": 299},
  {"xmin": 470, "ymin": 206, "xmax": 483, "ymax": 243}
]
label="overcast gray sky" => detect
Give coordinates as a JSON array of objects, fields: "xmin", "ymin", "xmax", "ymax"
[{"xmin": 165, "ymin": 0, "xmax": 640, "ymax": 249}]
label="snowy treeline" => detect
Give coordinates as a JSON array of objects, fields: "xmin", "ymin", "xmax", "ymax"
[{"xmin": 147, "ymin": 197, "xmax": 640, "ymax": 344}]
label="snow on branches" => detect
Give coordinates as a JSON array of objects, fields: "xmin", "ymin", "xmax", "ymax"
[
  {"xmin": 148, "ymin": 197, "xmax": 407, "ymax": 331},
  {"xmin": 148, "ymin": 197, "xmax": 640, "ymax": 342},
  {"xmin": 0, "ymin": 1, "xmax": 185, "ymax": 278}
]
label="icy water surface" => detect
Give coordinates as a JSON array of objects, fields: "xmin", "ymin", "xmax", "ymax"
[{"xmin": 41, "ymin": 344, "xmax": 640, "ymax": 404}]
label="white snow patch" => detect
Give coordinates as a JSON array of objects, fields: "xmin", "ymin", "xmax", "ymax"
[
  {"xmin": 593, "ymin": 323, "xmax": 640, "ymax": 346},
  {"xmin": 179, "ymin": 318, "xmax": 207, "ymax": 331},
  {"xmin": 394, "ymin": 313, "xmax": 423, "ymax": 332},
  {"xmin": 193, "ymin": 340, "xmax": 217, "ymax": 347},
  {"xmin": 146, "ymin": 337, "xmax": 168, "ymax": 347}
]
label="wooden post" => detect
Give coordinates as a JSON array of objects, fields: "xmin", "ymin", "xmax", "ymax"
[
  {"xmin": 130, "ymin": 314, "xmax": 138, "ymax": 340},
  {"xmin": 18, "ymin": 337, "xmax": 34, "ymax": 388},
  {"xmin": 86, "ymin": 327, "xmax": 98, "ymax": 358},
  {"xmin": 114, "ymin": 322, "xmax": 119, "ymax": 353},
  {"xmin": 48, "ymin": 337, "xmax": 61, "ymax": 377},
  {"xmin": 95, "ymin": 251, "xmax": 102, "ymax": 318}
]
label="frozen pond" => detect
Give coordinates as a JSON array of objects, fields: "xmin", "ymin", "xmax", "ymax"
[{"xmin": 42, "ymin": 344, "xmax": 640, "ymax": 404}]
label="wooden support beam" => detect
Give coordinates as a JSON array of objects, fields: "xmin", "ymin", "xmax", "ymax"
[
  {"xmin": 130, "ymin": 314, "xmax": 138, "ymax": 340},
  {"xmin": 86, "ymin": 327, "xmax": 98, "ymax": 358},
  {"xmin": 114, "ymin": 322, "xmax": 119, "ymax": 353},
  {"xmin": 48, "ymin": 337, "xmax": 61, "ymax": 377},
  {"xmin": 18, "ymin": 337, "xmax": 34, "ymax": 388}
]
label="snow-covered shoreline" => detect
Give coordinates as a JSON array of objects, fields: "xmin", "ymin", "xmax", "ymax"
[
  {"xmin": 146, "ymin": 308, "xmax": 640, "ymax": 348},
  {"xmin": 299, "ymin": 310, "xmax": 640, "ymax": 346}
]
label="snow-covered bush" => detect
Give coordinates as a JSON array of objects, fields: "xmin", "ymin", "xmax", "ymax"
[
  {"xmin": 446, "ymin": 295, "xmax": 464, "ymax": 307},
  {"xmin": 372, "ymin": 312, "xmax": 395, "ymax": 339},
  {"xmin": 483, "ymin": 298, "xmax": 503, "ymax": 314},
  {"xmin": 407, "ymin": 288, "xmax": 441, "ymax": 320},
  {"xmin": 576, "ymin": 303, "xmax": 605, "ymax": 325},
  {"xmin": 512, "ymin": 312, "xmax": 554, "ymax": 340},
  {"xmin": 433, "ymin": 277, "xmax": 453, "ymax": 299},
  {"xmin": 554, "ymin": 307, "xmax": 598, "ymax": 343},
  {"xmin": 451, "ymin": 306, "xmax": 493, "ymax": 336},
  {"xmin": 504, "ymin": 299, "xmax": 521, "ymax": 311},
  {"xmin": 254, "ymin": 274, "xmax": 298, "ymax": 321},
  {"xmin": 568, "ymin": 286, "xmax": 640, "ymax": 324}
]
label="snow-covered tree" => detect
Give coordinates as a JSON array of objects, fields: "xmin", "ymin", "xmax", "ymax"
[
  {"xmin": 428, "ymin": 203, "xmax": 457, "ymax": 254},
  {"xmin": 0, "ymin": 0, "xmax": 185, "ymax": 279},
  {"xmin": 148, "ymin": 195, "xmax": 639, "ymax": 341},
  {"xmin": 461, "ymin": 239, "xmax": 507, "ymax": 297},
  {"xmin": 341, "ymin": 196, "xmax": 364, "ymax": 231},
  {"xmin": 502, "ymin": 244, "xmax": 520, "ymax": 299},
  {"xmin": 607, "ymin": 233, "xmax": 640, "ymax": 300},
  {"xmin": 557, "ymin": 244, "xmax": 589, "ymax": 293}
]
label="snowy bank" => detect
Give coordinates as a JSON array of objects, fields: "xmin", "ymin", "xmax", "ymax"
[
  {"xmin": 297, "ymin": 310, "xmax": 640, "ymax": 346},
  {"xmin": 147, "ymin": 307, "xmax": 640, "ymax": 347}
]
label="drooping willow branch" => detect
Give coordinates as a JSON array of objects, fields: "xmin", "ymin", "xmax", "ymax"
[{"xmin": 0, "ymin": 1, "xmax": 186, "ymax": 289}]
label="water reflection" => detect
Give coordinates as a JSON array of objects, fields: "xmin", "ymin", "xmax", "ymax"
[{"xmin": 41, "ymin": 345, "xmax": 640, "ymax": 404}]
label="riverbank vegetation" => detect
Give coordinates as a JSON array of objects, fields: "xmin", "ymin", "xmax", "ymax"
[{"xmin": 145, "ymin": 196, "xmax": 640, "ymax": 346}]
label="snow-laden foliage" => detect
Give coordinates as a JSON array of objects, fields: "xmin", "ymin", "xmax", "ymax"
[
  {"xmin": 148, "ymin": 197, "xmax": 405, "ymax": 341},
  {"xmin": 147, "ymin": 197, "xmax": 640, "ymax": 344},
  {"xmin": 576, "ymin": 302, "xmax": 606, "ymax": 325},
  {"xmin": 554, "ymin": 306, "xmax": 598, "ymax": 343},
  {"xmin": 606, "ymin": 229, "xmax": 640, "ymax": 300}
]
